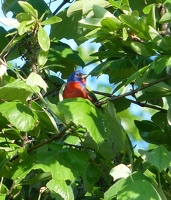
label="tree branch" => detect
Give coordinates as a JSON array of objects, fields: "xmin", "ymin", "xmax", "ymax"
[
  {"xmin": 96, "ymin": 75, "xmax": 171, "ymax": 107},
  {"xmin": 129, "ymin": 99, "xmax": 167, "ymax": 112},
  {"xmin": 10, "ymin": 122, "xmax": 75, "ymax": 162}
]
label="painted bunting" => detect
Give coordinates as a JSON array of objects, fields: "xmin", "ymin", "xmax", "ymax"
[{"xmin": 62, "ymin": 70, "xmax": 98, "ymax": 104}]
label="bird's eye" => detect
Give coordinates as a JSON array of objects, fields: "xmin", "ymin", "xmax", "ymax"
[{"xmin": 75, "ymin": 73, "xmax": 79, "ymax": 77}]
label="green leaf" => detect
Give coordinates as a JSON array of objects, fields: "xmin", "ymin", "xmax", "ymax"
[
  {"xmin": 57, "ymin": 99, "xmax": 132, "ymax": 160},
  {"xmin": 154, "ymin": 56, "xmax": 170, "ymax": 74},
  {"xmin": 16, "ymin": 12, "xmax": 33, "ymax": 22},
  {"xmin": 0, "ymin": 79, "xmax": 33, "ymax": 102},
  {"xmin": 47, "ymin": 179, "xmax": 74, "ymax": 200},
  {"xmin": 47, "ymin": 41, "xmax": 84, "ymax": 78},
  {"xmin": 134, "ymin": 120, "xmax": 171, "ymax": 145},
  {"xmin": 93, "ymin": 4, "xmax": 116, "ymax": 18},
  {"xmin": 148, "ymin": 26, "xmax": 169, "ymax": 51},
  {"xmin": 3, "ymin": 0, "xmax": 51, "ymax": 18},
  {"xmin": 41, "ymin": 16, "xmax": 62, "ymax": 25},
  {"xmin": 23, "ymin": 172, "xmax": 51, "ymax": 185},
  {"xmin": 167, "ymin": 108, "xmax": 171, "ymax": 125},
  {"xmin": 122, "ymin": 27, "xmax": 128, "ymax": 40},
  {"xmin": 17, "ymin": 20, "xmax": 34, "ymax": 35},
  {"xmin": 11, "ymin": 146, "xmax": 89, "ymax": 183},
  {"xmin": 57, "ymin": 148, "xmax": 89, "ymax": 178},
  {"xmin": 113, "ymin": 98, "xmax": 131, "ymax": 113},
  {"xmin": 26, "ymin": 72, "xmax": 48, "ymax": 92},
  {"xmin": 146, "ymin": 4, "xmax": 156, "ymax": 29},
  {"xmin": 104, "ymin": 59, "xmax": 134, "ymax": 84},
  {"xmin": 151, "ymin": 112, "xmax": 167, "ymax": 130},
  {"xmin": 119, "ymin": 14, "xmax": 149, "ymax": 39},
  {"xmin": 137, "ymin": 80, "xmax": 171, "ymax": 101},
  {"xmin": 134, "ymin": 120, "xmax": 159, "ymax": 132},
  {"xmin": 101, "ymin": 17, "xmax": 121, "ymax": 31},
  {"xmin": 90, "ymin": 59, "xmax": 134, "ymax": 83},
  {"xmin": 0, "ymin": 150, "xmax": 10, "ymax": 170},
  {"xmin": 50, "ymin": 10, "xmax": 89, "ymax": 45},
  {"xmin": 117, "ymin": 180, "xmax": 162, "ymax": 200},
  {"xmin": 67, "ymin": 0, "xmax": 110, "ymax": 16},
  {"xmin": 104, "ymin": 171, "xmax": 154, "ymax": 200},
  {"xmin": 124, "ymin": 65, "xmax": 149, "ymax": 86},
  {"xmin": 11, "ymin": 149, "xmax": 74, "ymax": 184},
  {"xmin": 31, "ymin": 101, "xmax": 59, "ymax": 134},
  {"xmin": 146, "ymin": 145, "xmax": 171, "ymax": 172},
  {"xmin": 83, "ymin": 162, "xmax": 101, "ymax": 192},
  {"xmin": 67, "ymin": 1, "xmax": 84, "ymax": 17},
  {"xmin": 85, "ymin": 163, "xmax": 101, "ymax": 184},
  {"xmin": 38, "ymin": 25, "xmax": 50, "ymax": 51},
  {"xmin": 18, "ymin": 1, "xmax": 38, "ymax": 18},
  {"xmin": 140, "ymin": 129, "xmax": 170, "ymax": 146},
  {"xmin": 159, "ymin": 10, "xmax": 171, "ymax": 24},
  {"xmin": 37, "ymin": 50, "xmax": 48, "ymax": 67},
  {"xmin": 130, "ymin": 42, "xmax": 155, "ymax": 56},
  {"xmin": 79, "ymin": 18, "xmax": 102, "ymax": 30},
  {"xmin": 0, "ymin": 27, "xmax": 9, "ymax": 52},
  {"xmin": 0, "ymin": 102, "xmax": 37, "ymax": 132},
  {"xmin": 110, "ymin": 164, "xmax": 131, "ymax": 181}
]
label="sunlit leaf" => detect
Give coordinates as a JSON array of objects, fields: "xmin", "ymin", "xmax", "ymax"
[
  {"xmin": 37, "ymin": 50, "xmax": 48, "ymax": 67},
  {"xmin": 26, "ymin": 72, "xmax": 48, "ymax": 92},
  {"xmin": 0, "ymin": 63, "xmax": 7, "ymax": 77},
  {"xmin": 93, "ymin": 4, "xmax": 115, "ymax": 18},
  {"xmin": 79, "ymin": 18, "xmax": 102, "ymax": 29},
  {"xmin": 148, "ymin": 26, "xmax": 169, "ymax": 51},
  {"xmin": 104, "ymin": 171, "xmax": 155, "ymax": 200},
  {"xmin": 154, "ymin": 56, "xmax": 170, "ymax": 74},
  {"xmin": 110, "ymin": 164, "xmax": 131, "ymax": 181},
  {"xmin": 159, "ymin": 10, "xmax": 171, "ymax": 24},
  {"xmin": 130, "ymin": 42, "xmax": 155, "ymax": 56},
  {"xmin": 0, "ymin": 17, "xmax": 19, "ymax": 28},
  {"xmin": 0, "ymin": 79, "xmax": 33, "ymax": 102},
  {"xmin": 47, "ymin": 179, "xmax": 74, "ymax": 200},
  {"xmin": 57, "ymin": 98, "xmax": 132, "ymax": 160},
  {"xmin": 18, "ymin": 20, "xmax": 34, "ymax": 35},
  {"xmin": 31, "ymin": 101, "xmax": 59, "ymax": 133},
  {"xmin": 41, "ymin": 16, "xmax": 62, "ymax": 25},
  {"xmin": 18, "ymin": 1, "xmax": 38, "ymax": 18},
  {"xmin": 51, "ymin": 10, "xmax": 89, "ymax": 45},
  {"xmin": 119, "ymin": 14, "xmax": 149, "ymax": 39},
  {"xmin": 38, "ymin": 25, "xmax": 50, "ymax": 51},
  {"xmin": 117, "ymin": 180, "xmax": 162, "ymax": 200},
  {"xmin": 0, "ymin": 102, "xmax": 37, "ymax": 132},
  {"xmin": 16, "ymin": 12, "xmax": 33, "ymax": 22},
  {"xmin": 67, "ymin": 0, "xmax": 84, "ymax": 16}
]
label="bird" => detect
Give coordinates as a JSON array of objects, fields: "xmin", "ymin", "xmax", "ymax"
[{"xmin": 62, "ymin": 70, "xmax": 98, "ymax": 104}]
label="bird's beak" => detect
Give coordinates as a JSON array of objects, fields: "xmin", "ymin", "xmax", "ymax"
[{"xmin": 80, "ymin": 74, "xmax": 88, "ymax": 79}]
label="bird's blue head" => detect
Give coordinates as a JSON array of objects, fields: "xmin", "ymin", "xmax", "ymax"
[{"xmin": 67, "ymin": 70, "xmax": 88, "ymax": 84}]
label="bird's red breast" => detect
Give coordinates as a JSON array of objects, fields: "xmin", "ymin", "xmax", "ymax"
[{"xmin": 63, "ymin": 82, "xmax": 93, "ymax": 102}]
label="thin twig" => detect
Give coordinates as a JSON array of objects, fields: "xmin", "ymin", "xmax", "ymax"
[
  {"xmin": 10, "ymin": 122, "xmax": 74, "ymax": 162},
  {"xmin": 129, "ymin": 99, "xmax": 167, "ymax": 112},
  {"xmin": 0, "ymin": 33, "xmax": 18, "ymax": 58},
  {"xmin": 97, "ymin": 75, "xmax": 171, "ymax": 106}
]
